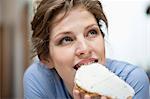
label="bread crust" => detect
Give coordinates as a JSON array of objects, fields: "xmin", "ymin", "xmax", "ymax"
[
  {"xmin": 75, "ymin": 84, "xmax": 98, "ymax": 97},
  {"xmin": 75, "ymin": 84, "xmax": 132, "ymax": 99},
  {"xmin": 75, "ymin": 84, "xmax": 112, "ymax": 99}
]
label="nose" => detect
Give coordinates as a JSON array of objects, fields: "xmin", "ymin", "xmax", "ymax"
[{"xmin": 75, "ymin": 39, "xmax": 91, "ymax": 59}]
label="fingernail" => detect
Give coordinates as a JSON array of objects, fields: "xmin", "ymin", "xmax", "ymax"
[{"xmin": 84, "ymin": 94, "xmax": 91, "ymax": 99}]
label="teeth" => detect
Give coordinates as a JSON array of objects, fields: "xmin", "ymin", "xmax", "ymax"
[
  {"xmin": 81, "ymin": 60, "xmax": 96, "ymax": 66},
  {"xmin": 74, "ymin": 60, "xmax": 98, "ymax": 70}
]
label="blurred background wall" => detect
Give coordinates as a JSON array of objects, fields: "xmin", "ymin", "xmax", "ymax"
[
  {"xmin": 0, "ymin": 0, "xmax": 32, "ymax": 98},
  {"xmin": 0, "ymin": 0, "xmax": 150, "ymax": 99},
  {"xmin": 102, "ymin": 0, "xmax": 150, "ymax": 72}
]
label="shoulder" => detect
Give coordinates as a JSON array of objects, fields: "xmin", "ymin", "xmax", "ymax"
[
  {"xmin": 106, "ymin": 58, "xmax": 150, "ymax": 98},
  {"xmin": 126, "ymin": 67, "xmax": 150, "ymax": 99},
  {"xmin": 105, "ymin": 58, "xmax": 137, "ymax": 78},
  {"xmin": 23, "ymin": 60, "xmax": 56, "ymax": 86},
  {"xmin": 24, "ymin": 61, "xmax": 53, "ymax": 78},
  {"xmin": 23, "ymin": 61, "xmax": 57, "ymax": 98}
]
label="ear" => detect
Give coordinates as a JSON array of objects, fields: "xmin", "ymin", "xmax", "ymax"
[{"xmin": 40, "ymin": 58, "xmax": 54, "ymax": 69}]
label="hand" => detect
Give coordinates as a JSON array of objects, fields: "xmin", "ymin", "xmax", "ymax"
[{"xmin": 73, "ymin": 86, "xmax": 109, "ymax": 99}]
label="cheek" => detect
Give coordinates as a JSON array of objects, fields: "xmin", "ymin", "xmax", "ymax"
[
  {"xmin": 91, "ymin": 38, "xmax": 105, "ymax": 52},
  {"xmin": 98, "ymin": 39, "xmax": 105, "ymax": 64},
  {"xmin": 49, "ymin": 46, "xmax": 76, "ymax": 84},
  {"xmin": 90, "ymin": 38, "xmax": 105, "ymax": 63},
  {"xmin": 92, "ymin": 43, "xmax": 105, "ymax": 56},
  {"xmin": 50, "ymin": 46, "xmax": 75, "ymax": 67}
]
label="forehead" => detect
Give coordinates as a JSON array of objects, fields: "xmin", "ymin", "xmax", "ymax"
[
  {"xmin": 51, "ymin": 6, "xmax": 87, "ymax": 27},
  {"xmin": 50, "ymin": 7, "xmax": 97, "ymax": 34}
]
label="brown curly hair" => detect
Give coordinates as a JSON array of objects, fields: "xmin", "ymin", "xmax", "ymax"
[{"xmin": 31, "ymin": 0, "xmax": 108, "ymax": 61}]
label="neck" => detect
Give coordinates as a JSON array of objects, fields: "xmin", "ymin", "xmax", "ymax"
[{"xmin": 63, "ymin": 80, "xmax": 74, "ymax": 97}]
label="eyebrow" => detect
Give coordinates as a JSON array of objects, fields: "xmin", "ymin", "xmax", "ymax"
[
  {"xmin": 85, "ymin": 24, "xmax": 99, "ymax": 30},
  {"xmin": 53, "ymin": 32, "xmax": 72, "ymax": 40},
  {"xmin": 53, "ymin": 24, "xmax": 98, "ymax": 39}
]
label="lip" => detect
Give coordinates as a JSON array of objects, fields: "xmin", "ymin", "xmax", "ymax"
[{"xmin": 74, "ymin": 58, "xmax": 98, "ymax": 70}]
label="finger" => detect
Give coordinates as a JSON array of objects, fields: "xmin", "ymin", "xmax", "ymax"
[
  {"xmin": 73, "ymin": 89, "xmax": 80, "ymax": 99},
  {"xmin": 101, "ymin": 96, "xmax": 107, "ymax": 99},
  {"xmin": 84, "ymin": 94, "xmax": 91, "ymax": 99},
  {"xmin": 127, "ymin": 96, "xmax": 132, "ymax": 99}
]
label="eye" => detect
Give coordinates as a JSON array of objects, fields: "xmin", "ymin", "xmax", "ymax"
[
  {"xmin": 87, "ymin": 29, "xmax": 98, "ymax": 38},
  {"xmin": 59, "ymin": 36, "xmax": 73, "ymax": 45}
]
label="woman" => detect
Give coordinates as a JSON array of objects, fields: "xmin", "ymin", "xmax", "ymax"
[{"xmin": 23, "ymin": 0, "xmax": 150, "ymax": 98}]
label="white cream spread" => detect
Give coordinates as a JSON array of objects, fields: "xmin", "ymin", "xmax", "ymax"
[{"xmin": 74, "ymin": 63, "xmax": 135, "ymax": 99}]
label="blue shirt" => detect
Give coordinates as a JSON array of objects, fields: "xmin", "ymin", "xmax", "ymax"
[{"xmin": 23, "ymin": 59, "xmax": 150, "ymax": 99}]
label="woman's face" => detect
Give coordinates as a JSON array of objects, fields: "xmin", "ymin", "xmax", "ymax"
[{"xmin": 48, "ymin": 7, "xmax": 105, "ymax": 94}]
